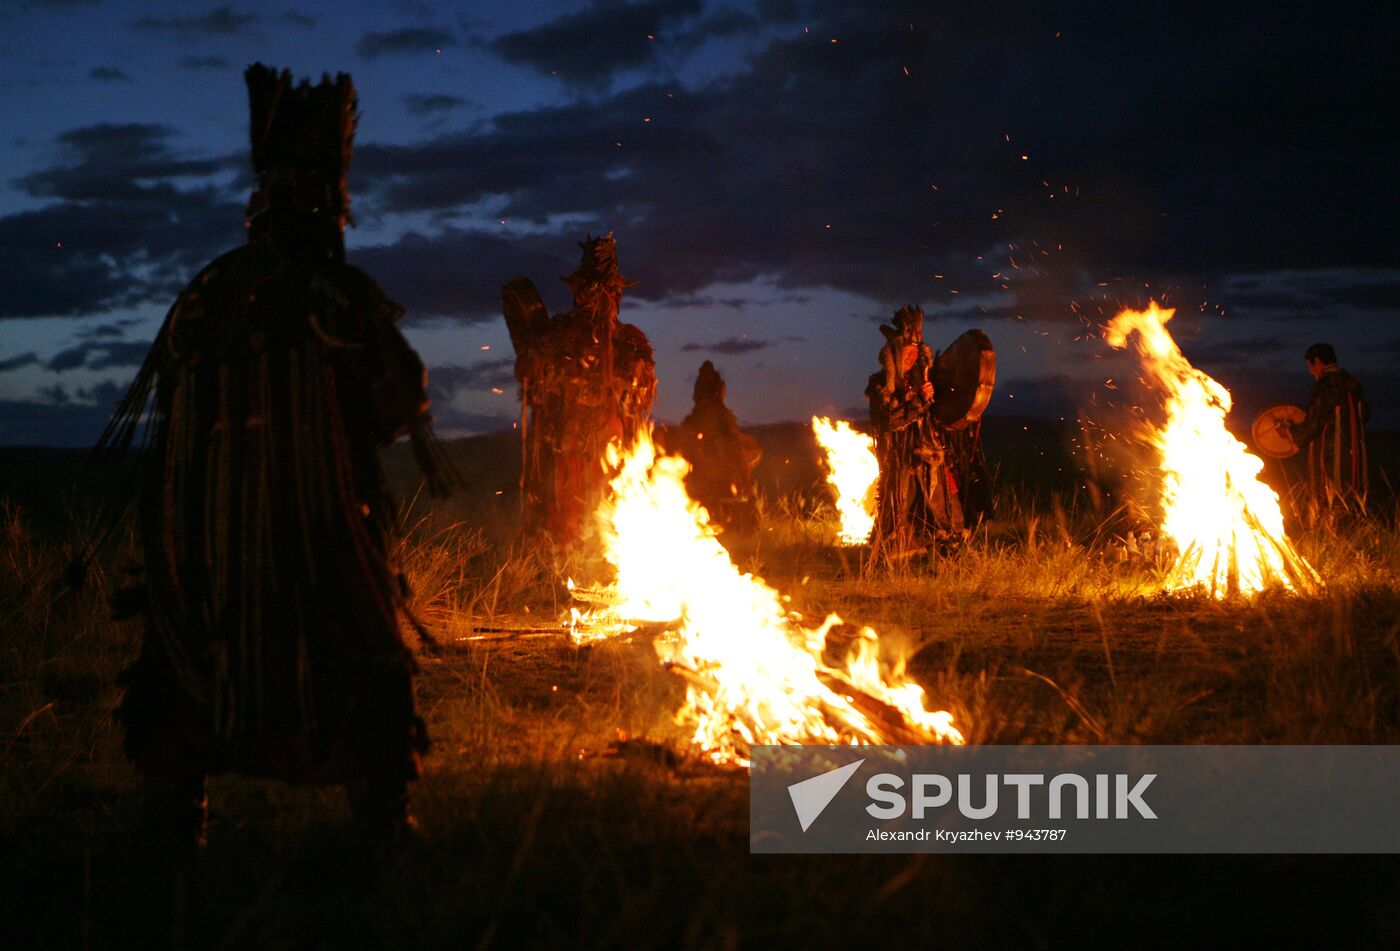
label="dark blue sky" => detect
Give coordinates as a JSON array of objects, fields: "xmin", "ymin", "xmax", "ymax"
[{"xmin": 1, "ymin": 0, "xmax": 1395, "ymax": 446}]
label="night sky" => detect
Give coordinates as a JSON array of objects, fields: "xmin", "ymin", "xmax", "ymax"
[{"xmin": 0, "ymin": 0, "xmax": 1394, "ymax": 446}]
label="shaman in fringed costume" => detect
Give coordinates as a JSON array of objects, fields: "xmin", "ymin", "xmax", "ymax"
[
  {"xmin": 95, "ymin": 66, "xmax": 447, "ymax": 841},
  {"xmin": 1288, "ymin": 343, "xmax": 1370, "ymax": 516},
  {"xmin": 671, "ymin": 361, "xmax": 762, "ymax": 532},
  {"xmin": 865, "ymin": 306, "xmax": 964, "ymax": 558},
  {"xmin": 502, "ymin": 236, "xmax": 656, "ymax": 542}
]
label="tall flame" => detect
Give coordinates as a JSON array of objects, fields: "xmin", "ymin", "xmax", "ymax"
[
  {"xmin": 811, "ymin": 416, "xmax": 878, "ymax": 545},
  {"xmin": 587, "ymin": 427, "xmax": 962, "ymax": 766},
  {"xmin": 1106, "ymin": 302, "xmax": 1321, "ymax": 597}
]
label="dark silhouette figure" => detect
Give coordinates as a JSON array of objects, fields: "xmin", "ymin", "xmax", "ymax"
[
  {"xmin": 502, "ymin": 235, "xmax": 656, "ymax": 543},
  {"xmin": 673, "ymin": 361, "xmax": 761, "ymax": 531},
  {"xmin": 1287, "ymin": 342, "xmax": 1370, "ymax": 518},
  {"xmin": 865, "ymin": 305, "xmax": 963, "ymax": 559},
  {"xmin": 94, "ymin": 65, "xmax": 445, "ymax": 846}
]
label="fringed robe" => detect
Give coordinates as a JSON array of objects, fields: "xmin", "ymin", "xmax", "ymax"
[
  {"xmin": 866, "ymin": 337, "xmax": 964, "ymax": 559},
  {"xmin": 511, "ymin": 310, "xmax": 655, "ymax": 542},
  {"xmin": 105, "ymin": 238, "xmax": 431, "ymax": 784},
  {"xmin": 1294, "ymin": 367, "xmax": 1370, "ymax": 514}
]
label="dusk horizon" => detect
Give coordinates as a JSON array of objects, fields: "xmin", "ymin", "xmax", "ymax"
[{"xmin": 2, "ymin": 1, "xmax": 1394, "ymax": 448}]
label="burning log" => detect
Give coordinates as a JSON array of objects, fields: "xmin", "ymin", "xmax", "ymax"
[
  {"xmin": 577, "ymin": 427, "xmax": 963, "ymax": 766},
  {"xmin": 662, "ymin": 661, "xmax": 947, "ymax": 751},
  {"xmin": 813, "ymin": 669, "xmax": 946, "ymax": 746},
  {"xmin": 457, "ymin": 627, "xmax": 570, "ymax": 642}
]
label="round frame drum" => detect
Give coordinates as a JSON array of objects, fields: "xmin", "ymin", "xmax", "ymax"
[
  {"xmin": 1251, "ymin": 404, "xmax": 1305, "ymax": 459},
  {"xmin": 932, "ymin": 329, "xmax": 996, "ymax": 430}
]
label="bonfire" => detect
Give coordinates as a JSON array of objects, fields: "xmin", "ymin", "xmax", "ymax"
[
  {"xmin": 811, "ymin": 416, "xmax": 879, "ymax": 545},
  {"xmin": 1106, "ymin": 302, "xmax": 1322, "ymax": 597},
  {"xmin": 573, "ymin": 427, "xmax": 962, "ymax": 766}
]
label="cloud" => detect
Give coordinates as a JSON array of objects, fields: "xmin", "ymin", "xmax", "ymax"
[
  {"xmin": 88, "ymin": 66, "xmax": 131, "ymax": 83},
  {"xmin": 46, "ymin": 347, "xmax": 88, "ymax": 372},
  {"xmin": 9, "ymin": 0, "xmax": 1398, "ymax": 444},
  {"xmin": 78, "ymin": 320, "xmax": 139, "ymax": 339},
  {"xmin": 421, "ymin": 362, "xmax": 519, "ymax": 435},
  {"xmin": 1216, "ymin": 269, "xmax": 1400, "ymax": 323},
  {"xmin": 0, "ymin": 123, "xmax": 242, "ymax": 319},
  {"xmin": 41, "ymin": 332, "xmax": 158, "ymax": 374},
  {"xmin": 428, "ymin": 408, "xmax": 514, "ymax": 436},
  {"xmin": 351, "ymin": 59, "xmax": 967, "ymax": 305},
  {"xmin": 664, "ymin": 292, "xmax": 811, "ymax": 309},
  {"xmin": 277, "ymin": 11, "xmax": 314, "ymax": 27},
  {"xmin": 681, "ymin": 337, "xmax": 777, "ymax": 355},
  {"xmin": 403, "ymin": 93, "xmax": 473, "ymax": 116},
  {"xmin": 178, "ymin": 55, "xmax": 232, "ymax": 70},
  {"xmin": 0, "ymin": 352, "xmax": 39, "ymax": 372},
  {"xmin": 357, "ymin": 27, "xmax": 455, "ymax": 59},
  {"xmin": 682, "ymin": 5, "xmax": 759, "ymax": 41},
  {"xmin": 353, "ymin": 2, "xmax": 1395, "ymax": 333},
  {"xmin": 37, "ymin": 383, "xmax": 70, "ymax": 404},
  {"xmin": 868, "ymin": 290, "xmax": 1023, "ymax": 325},
  {"xmin": 86, "ymin": 340, "xmax": 152, "ymax": 371},
  {"xmin": 77, "ymin": 379, "xmax": 125, "ymax": 405},
  {"xmin": 427, "ymin": 358, "xmax": 516, "ymax": 403},
  {"xmin": 991, "ymin": 375, "xmax": 1079, "ymax": 418},
  {"xmin": 753, "ymin": 0, "xmax": 810, "ymax": 20},
  {"xmin": 489, "ymin": 0, "xmax": 703, "ymax": 89},
  {"xmin": 0, "ymin": 206, "xmax": 138, "ymax": 317},
  {"xmin": 20, "ymin": 123, "xmax": 229, "ymax": 200},
  {"xmin": 1182, "ymin": 334, "xmax": 1292, "ymax": 369},
  {"xmin": 130, "ymin": 6, "xmax": 259, "ymax": 38},
  {"xmin": 349, "ymin": 228, "xmax": 580, "ymax": 323}
]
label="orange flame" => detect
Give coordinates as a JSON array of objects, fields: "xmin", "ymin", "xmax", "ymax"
[
  {"xmin": 811, "ymin": 416, "xmax": 878, "ymax": 545},
  {"xmin": 1106, "ymin": 302, "xmax": 1321, "ymax": 597},
  {"xmin": 580, "ymin": 427, "xmax": 963, "ymax": 766}
]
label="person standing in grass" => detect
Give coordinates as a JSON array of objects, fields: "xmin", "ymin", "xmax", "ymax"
[
  {"xmin": 1287, "ymin": 342, "xmax": 1370, "ymax": 519},
  {"xmin": 671, "ymin": 360, "xmax": 761, "ymax": 532},
  {"xmin": 501, "ymin": 234, "xmax": 656, "ymax": 543},
  {"xmin": 865, "ymin": 305, "xmax": 964, "ymax": 559},
  {"xmin": 93, "ymin": 65, "xmax": 447, "ymax": 848}
]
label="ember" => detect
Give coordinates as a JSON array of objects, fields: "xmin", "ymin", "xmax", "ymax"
[
  {"xmin": 1106, "ymin": 302, "xmax": 1322, "ymax": 597},
  {"xmin": 576, "ymin": 427, "xmax": 963, "ymax": 766},
  {"xmin": 811, "ymin": 416, "xmax": 878, "ymax": 545}
]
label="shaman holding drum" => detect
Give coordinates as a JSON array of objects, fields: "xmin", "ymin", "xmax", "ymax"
[
  {"xmin": 502, "ymin": 235, "xmax": 656, "ymax": 542},
  {"xmin": 866, "ymin": 306, "xmax": 994, "ymax": 557}
]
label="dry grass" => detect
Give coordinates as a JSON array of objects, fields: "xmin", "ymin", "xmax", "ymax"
[{"xmin": 3, "ymin": 446, "xmax": 1400, "ymax": 947}]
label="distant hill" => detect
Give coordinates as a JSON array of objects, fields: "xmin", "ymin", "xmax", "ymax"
[{"xmin": 4, "ymin": 418, "xmax": 1395, "ymax": 534}]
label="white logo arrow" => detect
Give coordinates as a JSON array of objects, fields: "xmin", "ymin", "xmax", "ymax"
[{"xmin": 787, "ymin": 759, "xmax": 865, "ymax": 832}]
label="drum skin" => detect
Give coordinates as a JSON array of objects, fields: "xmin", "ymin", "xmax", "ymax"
[
  {"xmin": 932, "ymin": 329, "xmax": 996, "ymax": 430},
  {"xmin": 1252, "ymin": 404, "xmax": 1306, "ymax": 459}
]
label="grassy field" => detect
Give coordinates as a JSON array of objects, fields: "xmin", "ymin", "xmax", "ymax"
[{"xmin": 3, "ymin": 423, "xmax": 1400, "ymax": 948}]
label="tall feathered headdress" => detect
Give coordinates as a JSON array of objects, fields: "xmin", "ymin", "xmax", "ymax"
[{"xmin": 244, "ymin": 64, "xmax": 357, "ymax": 230}]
